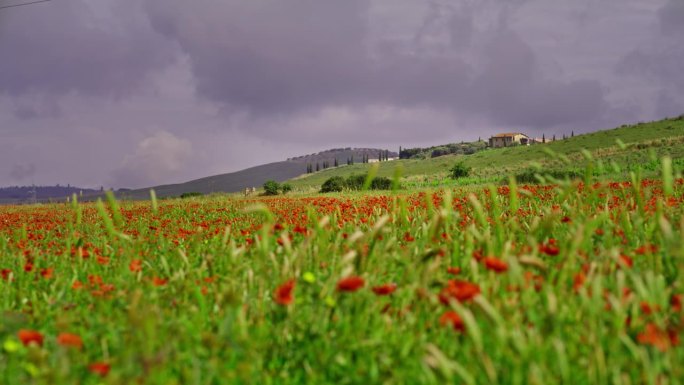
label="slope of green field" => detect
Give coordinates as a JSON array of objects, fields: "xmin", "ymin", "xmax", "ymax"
[{"xmin": 289, "ymin": 116, "xmax": 684, "ymax": 190}]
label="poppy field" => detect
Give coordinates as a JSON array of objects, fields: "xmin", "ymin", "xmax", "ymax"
[{"xmin": 1, "ymin": 164, "xmax": 684, "ymax": 384}]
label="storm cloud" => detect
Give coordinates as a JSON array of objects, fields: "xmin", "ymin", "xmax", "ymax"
[{"xmin": 0, "ymin": 0, "xmax": 682, "ymax": 188}]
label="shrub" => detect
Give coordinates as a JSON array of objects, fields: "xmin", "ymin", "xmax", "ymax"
[
  {"xmin": 320, "ymin": 176, "xmax": 345, "ymax": 193},
  {"xmin": 345, "ymin": 174, "xmax": 366, "ymax": 190},
  {"xmin": 514, "ymin": 169, "xmax": 582, "ymax": 184},
  {"xmin": 180, "ymin": 192, "xmax": 202, "ymax": 199},
  {"xmin": 450, "ymin": 162, "xmax": 470, "ymax": 179},
  {"xmin": 370, "ymin": 177, "xmax": 393, "ymax": 190},
  {"xmin": 280, "ymin": 183, "xmax": 293, "ymax": 194},
  {"xmin": 321, "ymin": 174, "xmax": 396, "ymax": 192},
  {"xmin": 263, "ymin": 180, "xmax": 281, "ymax": 196}
]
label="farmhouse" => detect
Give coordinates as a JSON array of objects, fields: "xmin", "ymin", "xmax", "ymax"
[{"xmin": 488, "ymin": 133, "xmax": 530, "ymax": 148}]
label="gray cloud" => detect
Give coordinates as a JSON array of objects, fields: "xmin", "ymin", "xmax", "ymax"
[
  {"xmin": 0, "ymin": 0, "xmax": 175, "ymax": 101},
  {"xmin": 144, "ymin": 0, "xmax": 372, "ymax": 115},
  {"xmin": 659, "ymin": 0, "xmax": 684, "ymax": 35},
  {"xmin": 616, "ymin": 0, "xmax": 684, "ymax": 118},
  {"xmin": 142, "ymin": 0, "xmax": 608, "ymax": 137},
  {"xmin": 469, "ymin": 26, "xmax": 606, "ymax": 128}
]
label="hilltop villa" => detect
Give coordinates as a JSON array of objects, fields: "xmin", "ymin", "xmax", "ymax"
[{"xmin": 489, "ymin": 133, "xmax": 531, "ymax": 148}]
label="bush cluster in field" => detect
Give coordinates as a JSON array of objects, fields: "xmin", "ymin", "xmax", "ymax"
[
  {"xmin": 321, "ymin": 174, "xmax": 394, "ymax": 193},
  {"xmin": 263, "ymin": 180, "xmax": 293, "ymax": 196}
]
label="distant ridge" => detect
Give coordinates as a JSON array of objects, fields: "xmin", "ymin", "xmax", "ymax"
[{"xmin": 0, "ymin": 185, "xmax": 99, "ymax": 204}]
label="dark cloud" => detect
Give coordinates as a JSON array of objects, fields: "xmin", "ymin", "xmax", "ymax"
[
  {"xmin": 144, "ymin": 0, "xmax": 373, "ymax": 115},
  {"xmin": 616, "ymin": 0, "xmax": 684, "ymax": 118},
  {"xmin": 0, "ymin": 1, "xmax": 175, "ymax": 100},
  {"xmin": 470, "ymin": 26, "xmax": 606, "ymax": 128},
  {"xmin": 659, "ymin": 0, "xmax": 684, "ymax": 35},
  {"xmin": 143, "ymin": 0, "xmax": 605, "ymax": 135}
]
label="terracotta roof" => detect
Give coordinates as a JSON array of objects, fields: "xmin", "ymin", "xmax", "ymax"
[{"xmin": 491, "ymin": 132, "xmax": 527, "ymax": 138}]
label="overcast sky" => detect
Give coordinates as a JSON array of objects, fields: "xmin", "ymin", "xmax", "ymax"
[{"xmin": 1, "ymin": 0, "xmax": 682, "ymax": 189}]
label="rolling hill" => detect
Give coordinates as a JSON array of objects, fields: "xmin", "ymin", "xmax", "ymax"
[{"xmin": 286, "ymin": 115, "xmax": 684, "ymax": 190}]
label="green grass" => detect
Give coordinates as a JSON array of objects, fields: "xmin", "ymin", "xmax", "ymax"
[{"xmin": 1, "ymin": 155, "xmax": 683, "ymax": 383}]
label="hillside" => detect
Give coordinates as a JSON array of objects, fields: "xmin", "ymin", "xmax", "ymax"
[
  {"xmin": 112, "ymin": 148, "xmax": 397, "ymax": 199},
  {"xmin": 115, "ymin": 161, "xmax": 304, "ymax": 200},
  {"xmin": 288, "ymin": 116, "xmax": 684, "ymax": 190}
]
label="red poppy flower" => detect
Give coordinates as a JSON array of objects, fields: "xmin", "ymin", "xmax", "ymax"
[
  {"xmin": 618, "ymin": 255, "xmax": 633, "ymax": 269},
  {"xmin": 372, "ymin": 283, "xmax": 397, "ymax": 296},
  {"xmin": 293, "ymin": 225, "xmax": 308, "ymax": 235},
  {"xmin": 640, "ymin": 302, "xmax": 659, "ymax": 316},
  {"xmin": 472, "ymin": 249, "xmax": 484, "ymax": 261},
  {"xmin": 403, "ymin": 232, "xmax": 415, "ymax": 242},
  {"xmin": 439, "ymin": 311, "xmax": 465, "ymax": 332},
  {"xmin": 88, "ymin": 362, "xmax": 111, "ymax": 377},
  {"xmin": 152, "ymin": 277, "xmax": 168, "ymax": 287},
  {"xmin": 337, "ymin": 276, "xmax": 365, "ymax": 292},
  {"xmin": 40, "ymin": 268, "xmax": 53, "ymax": 279},
  {"xmin": 439, "ymin": 280, "xmax": 481, "ymax": 305},
  {"xmin": 129, "ymin": 259, "xmax": 143, "ymax": 273},
  {"xmin": 274, "ymin": 279, "xmax": 295, "ymax": 305},
  {"xmin": 446, "ymin": 267, "xmax": 461, "ymax": 275},
  {"xmin": 540, "ymin": 243, "xmax": 559, "ymax": 256},
  {"xmin": 483, "ymin": 257, "xmax": 508, "ymax": 273},
  {"xmin": 88, "ymin": 275, "xmax": 103, "ymax": 287},
  {"xmin": 524, "ymin": 271, "xmax": 544, "ymax": 291},
  {"xmin": 635, "ymin": 244, "xmax": 658, "ymax": 255},
  {"xmin": 672, "ymin": 294, "xmax": 682, "ymax": 312},
  {"xmin": 637, "ymin": 323, "xmax": 675, "ymax": 352},
  {"xmin": 57, "ymin": 333, "xmax": 83, "ymax": 349},
  {"xmin": 1, "ymin": 269, "xmax": 12, "ymax": 281},
  {"xmin": 17, "ymin": 329, "xmax": 44, "ymax": 347},
  {"xmin": 573, "ymin": 272, "xmax": 586, "ymax": 292}
]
